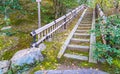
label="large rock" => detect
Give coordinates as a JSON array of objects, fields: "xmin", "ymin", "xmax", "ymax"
[
  {"xmin": 11, "ymin": 48, "xmax": 44, "ymax": 67},
  {"xmin": 0, "ymin": 60, "xmax": 10, "ymax": 74}
]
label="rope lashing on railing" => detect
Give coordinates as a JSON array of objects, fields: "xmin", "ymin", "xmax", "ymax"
[
  {"xmin": 74, "ymin": 10, "xmax": 77, "ymax": 17},
  {"xmin": 64, "ymin": 14, "xmax": 67, "ymax": 29},
  {"xmin": 33, "ymin": 31, "xmax": 36, "ymax": 43},
  {"xmin": 31, "ymin": 30, "xmax": 37, "ymax": 47},
  {"xmin": 30, "ymin": 5, "xmax": 87, "ymax": 47}
]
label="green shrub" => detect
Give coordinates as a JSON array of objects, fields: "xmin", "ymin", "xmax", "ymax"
[{"xmin": 93, "ymin": 14, "xmax": 120, "ymax": 65}]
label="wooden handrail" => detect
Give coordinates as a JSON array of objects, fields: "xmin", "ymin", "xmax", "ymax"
[
  {"xmin": 89, "ymin": 9, "xmax": 97, "ymax": 63},
  {"xmin": 30, "ymin": 5, "xmax": 87, "ymax": 47},
  {"xmin": 97, "ymin": 4, "xmax": 107, "ymax": 44}
]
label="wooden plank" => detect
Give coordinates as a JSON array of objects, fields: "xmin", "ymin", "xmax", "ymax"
[
  {"xmin": 57, "ymin": 9, "xmax": 88, "ymax": 59},
  {"xmin": 67, "ymin": 45, "xmax": 89, "ymax": 52},
  {"xmin": 89, "ymin": 9, "xmax": 97, "ymax": 63},
  {"xmin": 64, "ymin": 53, "xmax": 88, "ymax": 61}
]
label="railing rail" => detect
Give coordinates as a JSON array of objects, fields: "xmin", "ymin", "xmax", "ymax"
[
  {"xmin": 97, "ymin": 4, "xmax": 107, "ymax": 44},
  {"xmin": 30, "ymin": 5, "xmax": 87, "ymax": 47},
  {"xmin": 89, "ymin": 9, "xmax": 97, "ymax": 63}
]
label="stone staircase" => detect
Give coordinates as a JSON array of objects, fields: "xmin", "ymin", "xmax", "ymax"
[{"xmin": 57, "ymin": 8, "xmax": 95, "ymax": 62}]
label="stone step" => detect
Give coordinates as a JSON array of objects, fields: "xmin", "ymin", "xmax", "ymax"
[
  {"xmin": 81, "ymin": 22, "xmax": 92, "ymax": 24},
  {"xmin": 70, "ymin": 38, "xmax": 90, "ymax": 43},
  {"xmin": 77, "ymin": 27, "xmax": 91, "ymax": 30},
  {"xmin": 67, "ymin": 45, "xmax": 89, "ymax": 52},
  {"xmin": 76, "ymin": 30, "xmax": 89, "ymax": 33},
  {"xmin": 84, "ymin": 16, "xmax": 92, "ymax": 17},
  {"xmin": 79, "ymin": 24, "xmax": 91, "ymax": 27},
  {"xmin": 82, "ymin": 20, "xmax": 92, "ymax": 21},
  {"xmin": 74, "ymin": 33, "xmax": 90, "ymax": 37},
  {"xmin": 64, "ymin": 53, "xmax": 88, "ymax": 61}
]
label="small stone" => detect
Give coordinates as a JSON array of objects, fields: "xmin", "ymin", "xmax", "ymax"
[
  {"xmin": 0, "ymin": 60, "xmax": 10, "ymax": 74},
  {"xmin": 1, "ymin": 26, "xmax": 12, "ymax": 31},
  {"xmin": 38, "ymin": 43, "xmax": 46, "ymax": 51},
  {"xmin": 47, "ymin": 38, "xmax": 52, "ymax": 42}
]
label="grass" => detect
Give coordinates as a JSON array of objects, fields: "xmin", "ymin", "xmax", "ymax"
[
  {"xmin": 65, "ymin": 50, "xmax": 89, "ymax": 57},
  {"xmin": 0, "ymin": 32, "xmax": 32, "ymax": 60}
]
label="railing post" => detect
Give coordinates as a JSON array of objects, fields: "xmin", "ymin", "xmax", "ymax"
[
  {"xmin": 95, "ymin": 5, "xmax": 98, "ymax": 18},
  {"xmin": 31, "ymin": 30, "xmax": 37, "ymax": 47},
  {"xmin": 64, "ymin": 15, "xmax": 67, "ymax": 29},
  {"xmin": 36, "ymin": 0, "xmax": 42, "ymax": 39}
]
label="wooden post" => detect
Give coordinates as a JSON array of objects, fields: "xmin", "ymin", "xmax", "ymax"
[
  {"xmin": 64, "ymin": 15, "xmax": 67, "ymax": 29},
  {"xmin": 36, "ymin": 0, "xmax": 42, "ymax": 39}
]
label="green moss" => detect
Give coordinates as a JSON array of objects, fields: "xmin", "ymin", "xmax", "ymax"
[
  {"xmin": 78, "ymin": 61, "xmax": 97, "ymax": 68},
  {"xmin": 30, "ymin": 41, "xmax": 60, "ymax": 74},
  {"xmin": 1, "ymin": 32, "xmax": 32, "ymax": 60},
  {"xmin": 113, "ymin": 59, "xmax": 120, "ymax": 68},
  {"xmin": 1, "ymin": 49, "xmax": 18, "ymax": 60},
  {"xmin": 66, "ymin": 48, "xmax": 89, "ymax": 56},
  {"xmin": 0, "ymin": 36, "xmax": 18, "ymax": 51}
]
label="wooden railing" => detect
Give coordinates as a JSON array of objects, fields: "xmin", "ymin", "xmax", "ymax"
[
  {"xmin": 97, "ymin": 4, "xmax": 107, "ymax": 44},
  {"xmin": 30, "ymin": 5, "xmax": 87, "ymax": 47},
  {"xmin": 89, "ymin": 9, "xmax": 97, "ymax": 63}
]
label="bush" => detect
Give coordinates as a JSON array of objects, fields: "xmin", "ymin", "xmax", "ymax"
[{"xmin": 93, "ymin": 14, "xmax": 120, "ymax": 65}]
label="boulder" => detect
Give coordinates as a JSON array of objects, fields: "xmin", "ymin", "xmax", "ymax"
[
  {"xmin": 11, "ymin": 48, "xmax": 44, "ymax": 67},
  {"xmin": 0, "ymin": 60, "xmax": 10, "ymax": 74}
]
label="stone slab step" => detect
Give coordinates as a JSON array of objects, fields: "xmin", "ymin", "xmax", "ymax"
[
  {"xmin": 67, "ymin": 45, "xmax": 89, "ymax": 52},
  {"xmin": 64, "ymin": 53, "xmax": 88, "ymax": 61},
  {"xmin": 79, "ymin": 24, "xmax": 91, "ymax": 27},
  {"xmin": 71, "ymin": 38, "xmax": 90, "ymax": 43},
  {"xmin": 78, "ymin": 27, "xmax": 91, "ymax": 30},
  {"xmin": 76, "ymin": 30, "xmax": 89, "ymax": 33},
  {"xmin": 81, "ymin": 22, "xmax": 91, "ymax": 24},
  {"xmin": 74, "ymin": 33, "xmax": 90, "ymax": 36}
]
